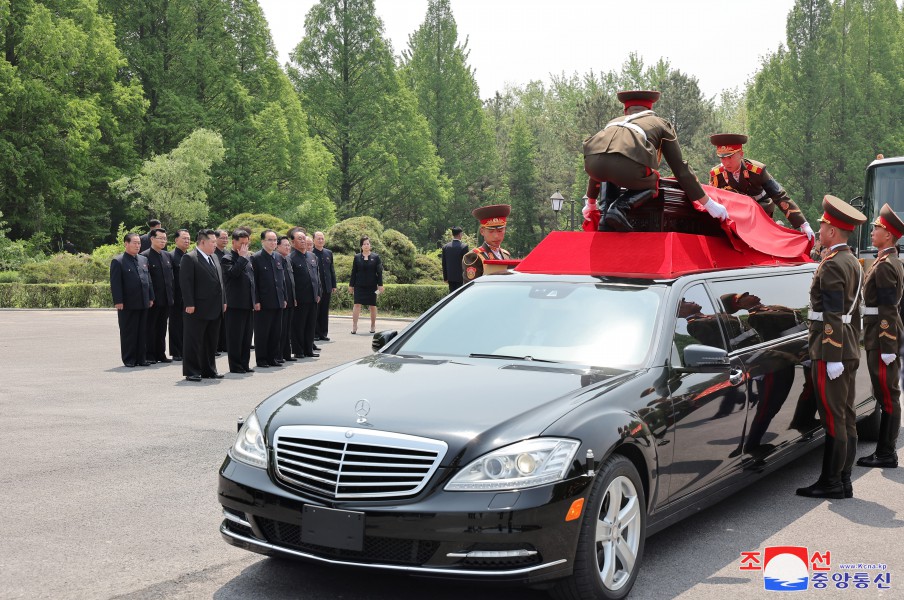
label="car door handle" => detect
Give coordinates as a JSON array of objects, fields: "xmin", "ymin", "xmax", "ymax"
[{"xmin": 729, "ymin": 369, "xmax": 745, "ymax": 386}]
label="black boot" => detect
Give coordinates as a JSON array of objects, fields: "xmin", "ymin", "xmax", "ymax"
[
  {"xmin": 857, "ymin": 412, "xmax": 899, "ymax": 468},
  {"xmin": 597, "ymin": 183, "xmax": 622, "ymax": 232},
  {"xmin": 603, "ymin": 189, "xmax": 655, "ymax": 233},
  {"xmin": 796, "ymin": 435, "xmax": 845, "ymax": 499},
  {"xmin": 841, "ymin": 435, "xmax": 857, "ymax": 498}
]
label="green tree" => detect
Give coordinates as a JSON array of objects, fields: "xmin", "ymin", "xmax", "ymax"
[
  {"xmin": 290, "ymin": 0, "xmax": 451, "ymax": 245},
  {"xmin": 0, "ymin": 0, "xmax": 146, "ymax": 246},
  {"xmin": 506, "ymin": 110, "xmax": 540, "ymax": 256},
  {"xmin": 111, "ymin": 129, "xmax": 225, "ymax": 229},
  {"xmin": 401, "ymin": 0, "xmax": 496, "ymax": 234}
]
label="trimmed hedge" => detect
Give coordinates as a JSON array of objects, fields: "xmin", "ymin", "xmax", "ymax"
[{"xmin": 0, "ymin": 283, "xmax": 448, "ymax": 315}]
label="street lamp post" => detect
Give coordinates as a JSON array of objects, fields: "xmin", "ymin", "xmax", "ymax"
[{"xmin": 550, "ymin": 190, "xmax": 564, "ymax": 231}]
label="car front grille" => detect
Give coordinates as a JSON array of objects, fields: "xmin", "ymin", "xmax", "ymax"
[
  {"xmin": 256, "ymin": 517, "xmax": 439, "ymax": 565},
  {"xmin": 273, "ymin": 426, "xmax": 447, "ymax": 500}
]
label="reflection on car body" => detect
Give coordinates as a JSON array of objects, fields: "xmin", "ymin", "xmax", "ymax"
[{"xmin": 219, "ymin": 259, "xmax": 877, "ymax": 600}]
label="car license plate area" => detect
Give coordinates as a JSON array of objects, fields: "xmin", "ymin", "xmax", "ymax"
[{"xmin": 301, "ymin": 505, "xmax": 364, "ymax": 551}]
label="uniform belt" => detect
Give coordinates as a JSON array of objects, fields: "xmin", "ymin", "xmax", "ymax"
[
  {"xmin": 862, "ymin": 306, "xmax": 879, "ymax": 315},
  {"xmin": 808, "ymin": 310, "xmax": 852, "ymax": 324},
  {"xmin": 754, "ymin": 190, "xmax": 768, "ymax": 201}
]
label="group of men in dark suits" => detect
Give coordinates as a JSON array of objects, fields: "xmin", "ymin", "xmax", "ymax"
[{"xmin": 111, "ymin": 224, "xmax": 338, "ymax": 381}]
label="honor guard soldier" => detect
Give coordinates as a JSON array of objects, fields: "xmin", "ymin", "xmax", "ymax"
[
  {"xmin": 797, "ymin": 195, "xmax": 866, "ymax": 499},
  {"xmin": 857, "ymin": 204, "xmax": 904, "ymax": 468},
  {"xmin": 709, "ymin": 133, "xmax": 814, "ymax": 240},
  {"xmin": 581, "ymin": 90, "xmax": 728, "ymax": 232},
  {"xmin": 463, "ymin": 204, "xmax": 511, "ymax": 281}
]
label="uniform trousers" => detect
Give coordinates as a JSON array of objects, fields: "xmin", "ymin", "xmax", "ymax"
[
  {"xmin": 316, "ymin": 293, "xmax": 331, "ymax": 338},
  {"xmin": 145, "ymin": 302, "xmax": 170, "ymax": 361},
  {"xmin": 584, "ymin": 153, "xmax": 659, "ymax": 199},
  {"xmin": 293, "ymin": 303, "xmax": 318, "ymax": 356},
  {"xmin": 254, "ymin": 308, "xmax": 281, "ymax": 365},
  {"xmin": 225, "ymin": 308, "xmax": 253, "ymax": 372},
  {"xmin": 183, "ymin": 314, "xmax": 221, "ymax": 378},
  {"xmin": 281, "ymin": 306, "xmax": 294, "ymax": 359},
  {"xmin": 118, "ymin": 309, "xmax": 148, "ymax": 366},
  {"xmin": 866, "ymin": 349, "xmax": 902, "ymax": 453},
  {"xmin": 812, "ymin": 359, "xmax": 859, "ymax": 485},
  {"xmin": 169, "ymin": 300, "xmax": 184, "ymax": 358}
]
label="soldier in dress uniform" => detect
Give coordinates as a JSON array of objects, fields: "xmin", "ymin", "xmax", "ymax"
[
  {"xmin": 581, "ymin": 90, "xmax": 728, "ymax": 232},
  {"xmin": 462, "ymin": 204, "xmax": 512, "ymax": 282},
  {"xmin": 797, "ymin": 195, "xmax": 866, "ymax": 499},
  {"xmin": 857, "ymin": 204, "xmax": 904, "ymax": 468},
  {"xmin": 709, "ymin": 134, "xmax": 814, "ymax": 240}
]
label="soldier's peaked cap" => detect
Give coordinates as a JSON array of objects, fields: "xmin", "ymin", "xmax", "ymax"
[
  {"xmin": 874, "ymin": 203, "xmax": 904, "ymax": 239},
  {"xmin": 472, "ymin": 204, "xmax": 511, "ymax": 228},
  {"xmin": 818, "ymin": 195, "xmax": 866, "ymax": 232},
  {"xmin": 710, "ymin": 133, "xmax": 748, "ymax": 158},
  {"xmin": 616, "ymin": 90, "xmax": 660, "ymax": 109}
]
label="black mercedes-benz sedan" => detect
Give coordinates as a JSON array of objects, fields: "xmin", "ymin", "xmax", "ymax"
[{"xmin": 219, "ymin": 255, "xmax": 877, "ymax": 599}]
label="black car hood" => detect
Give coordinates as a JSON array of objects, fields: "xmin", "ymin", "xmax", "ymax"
[{"xmin": 262, "ymin": 354, "xmax": 635, "ymax": 464}]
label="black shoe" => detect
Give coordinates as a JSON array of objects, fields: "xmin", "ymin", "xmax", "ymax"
[
  {"xmin": 313, "ymin": 345, "xmax": 321, "ymax": 351},
  {"xmin": 284, "ymin": 357, "xmax": 298, "ymax": 362},
  {"xmin": 186, "ymin": 375, "xmax": 202, "ymax": 382},
  {"xmin": 856, "ymin": 452, "xmax": 899, "ymax": 468},
  {"xmin": 243, "ymin": 368, "xmax": 254, "ymax": 373},
  {"xmin": 124, "ymin": 362, "xmax": 136, "ymax": 368},
  {"xmin": 275, "ymin": 359, "xmax": 285, "ymax": 364},
  {"xmin": 229, "ymin": 369, "xmax": 245, "ymax": 374},
  {"xmin": 320, "ymin": 336, "xmax": 330, "ymax": 342},
  {"xmin": 268, "ymin": 361, "xmax": 281, "ymax": 367},
  {"xmin": 256, "ymin": 363, "xmax": 270, "ymax": 368},
  {"xmin": 172, "ymin": 356, "xmax": 183, "ymax": 361},
  {"xmin": 215, "ymin": 352, "xmax": 223, "ymax": 357},
  {"xmin": 158, "ymin": 357, "xmax": 173, "ymax": 363},
  {"xmin": 203, "ymin": 373, "xmax": 225, "ymax": 379},
  {"xmin": 304, "ymin": 352, "xmax": 320, "ymax": 358},
  {"xmin": 603, "ymin": 204, "xmax": 633, "ymax": 232},
  {"xmin": 138, "ymin": 361, "xmax": 152, "ymax": 367},
  {"xmin": 795, "ymin": 480, "xmax": 845, "ymax": 499}
]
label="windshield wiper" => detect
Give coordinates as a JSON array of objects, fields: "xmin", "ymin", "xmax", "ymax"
[{"xmin": 469, "ymin": 353, "xmax": 558, "ymax": 363}]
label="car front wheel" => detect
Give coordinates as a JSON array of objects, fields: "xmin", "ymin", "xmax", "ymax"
[{"xmin": 553, "ymin": 454, "xmax": 646, "ymax": 600}]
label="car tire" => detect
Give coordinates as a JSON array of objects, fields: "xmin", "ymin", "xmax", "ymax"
[
  {"xmin": 552, "ymin": 454, "xmax": 646, "ymax": 600},
  {"xmin": 856, "ymin": 398, "xmax": 882, "ymax": 441}
]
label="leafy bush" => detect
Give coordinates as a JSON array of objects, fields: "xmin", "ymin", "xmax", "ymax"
[
  {"xmin": 382, "ymin": 229, "xmax": 418, "ymax": 283},
  {"xmin": 333, "ymin": 253, "xmax": 353, "ymax": 285},
  {"xmin": 0, "ymin": 239, "xmax": 33, "ymax": 271},
  {"xmin": 0, "ymin": 271, "xmax": 19, "ymax": 283},
  {"xmin": 91, "ymin": 243, "xmax": 123, "ymax": 266},
  {"xmin": 0, "ymin": 283, "xmax": 112, "ymax": 308},
  {"xmin": 327, "ymin": 217, "xmax": 385, "ymax": 255},
  {"xmin": 290, "ymin": 196, "xmax": 337, "ymax": 233},
  {"xmin": 20, "ymin": 253, "xmax": 108, "ymax": 284},
  {"xmin": 218, "ymin": 213, "xmax": 295, "ymax": 251},
  {"xmin": 413, "ymin": 254, "xmax": 443, "ymax": 283}
]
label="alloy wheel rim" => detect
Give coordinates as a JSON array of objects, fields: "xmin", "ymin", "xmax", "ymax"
[{"xmin": 595, "ymin": 474, "xmax": 641, "ymax": 590}]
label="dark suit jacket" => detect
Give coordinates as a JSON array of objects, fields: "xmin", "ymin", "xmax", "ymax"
[
  {"xmin": 140, "ymin": 248, "xmax": 174, "ymax": 306},
  {"xmin": 350, "ymin": 252, "xmax": 383, "ymax": 288},
  {"xmin": 180, "ymin": 250, "xmax": 225, "ymax": 320},
  {"xmin": 313, "ymin": 247, "xmax": 336, "ymax": 290},
  {"xmin": 221, "ymin": 251, "xmax": 257, "ymax": 309},
  {"xmin": 215, "ymin": 247, "xmax": 225, "ymax": 262},
  {"xmin": 139, "ymin": 233, "xmax": 151, "ymax": 253},
  {"xmin": 169, "ymin": 248, "xmax": 186, "ymax": 304},
  {"xmin": 278, "ymin": 253, "xmax": 296, "ymax": 306},
  {"xmin": 441, "ymin": 239, "xmax": 469, "ymax": 283},
  {"xmin": 289, "ymin": 249, "xmax": 322, "ymax": 304},
  {"xmin": 110, "ymin": 253, "xmax": 154, "ymax": 309},
  {"xmin": 251, "ymin": 250, "xmax": 286, "ymax": 310}
]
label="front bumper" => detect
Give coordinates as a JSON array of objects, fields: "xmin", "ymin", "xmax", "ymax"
[{"xmin": 218, "ymin": 456, "xmax": 593, "ymax": 584}]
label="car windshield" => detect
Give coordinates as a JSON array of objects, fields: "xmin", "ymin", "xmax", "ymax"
[{"xmin": 396, "ymin": 281, "xmax": 663, "ymax": 369}]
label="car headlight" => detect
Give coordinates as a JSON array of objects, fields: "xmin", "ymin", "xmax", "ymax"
[
  {"xmin": 444, "ymin": 438, "xmax": 581, "ymax": 491},
  {"xmin": 230, "ymin": 412, "xmax": 267, "ymax": 469}
]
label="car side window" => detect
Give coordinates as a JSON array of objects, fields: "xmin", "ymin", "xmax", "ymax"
[
  {"xmin": 709, "ymin": 272, "xmax": 811, "ymax": 345},
  {"xmin": 672, "ymin": 283, "xmax": 725, "ymax": 367}
]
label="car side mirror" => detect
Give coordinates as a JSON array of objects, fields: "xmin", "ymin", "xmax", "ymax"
[
  {"xmin": 849, "ymin": 195, "xmax": 863, "ymax": 210},
  {"xmin": 674, "ymin": 344, "xmax": 730, "ymax": 372},
  {"xmin": 372, "ymin": 330, "xmax": 398, "ymax": 351}
]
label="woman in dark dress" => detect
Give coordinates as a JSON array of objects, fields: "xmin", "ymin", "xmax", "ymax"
[{"xmin": 349, "ymin": 236, "xmax": 384, "ymax": 334}]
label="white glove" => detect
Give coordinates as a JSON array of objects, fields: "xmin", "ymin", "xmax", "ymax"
[
  {"xmin": 582, "ymin": 198, "xmax": 597, "ymax": 220},
  {"xmin": 703, "ymin": 198, "xmax": 729, "ymax": 221},
  {"xmin": 826, "ymin": 361, "xmax": 844, "ymax": 380},
  {"xmin": 800, "ymin": 222, "xmax": 814, "ymax": 240},
  {"xmin": 881, "ymin": 353, "xmax": 897, "ymax": 365}
]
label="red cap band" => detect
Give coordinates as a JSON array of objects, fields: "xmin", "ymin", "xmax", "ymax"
[
  {"xmin": 877, "ymin": 215, "xmax": 904, "ymax": 239},
  {"xmin": 820, "ymin": 211, "xmax": 856, "ymax": 231},
  {"xmin": 623, "ymin": 99, "xmax": 655, "ymax": 109}
]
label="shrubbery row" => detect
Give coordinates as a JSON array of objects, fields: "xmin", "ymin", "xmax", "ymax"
[{"xmin": 0, "ymin": 283, "xmax": 448, "ymax": 315}]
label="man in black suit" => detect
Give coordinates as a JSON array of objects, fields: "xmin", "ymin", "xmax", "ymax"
[
  {"xmin": 313, "ymin": 231, "xmax": 336, "ymax": 341},
  {"xmin": 277, "ymin": 235, "xmax": 297, "ymax": 362},
  {"xmin": 110, "ymin": 232, "xmax": 154, "ymax": 367},
  {"xmin": 289, "ymin": 229, "xmax": 322, "ymax": 358},
  {"xmin": 214, "ymin": 228, "xmax": 229, "ymax": 353},
  {"xmin": 252, "ymin": 229, "xmax": 287, "ymax": 368},
  {"xmin": 221, "ymin": 229, "xmax": 257, "ymax": 374},
  {"xmin": 180, "ymin": 229, "xmax": 226, "ymax": 382},
  {"xmin": 139, "ymin": 219, "xmax": 161, "ymax": 253},
  {"xmin": 441, "ymin": 226, "xmax": 469, "ymax": 292},
  {"xmin": 140, "ymin": 228, "xmax": 175, "ymax": 363},
  {"xmin": 168, "ymin": 229, "xmax": 190, "ymax": 361}
]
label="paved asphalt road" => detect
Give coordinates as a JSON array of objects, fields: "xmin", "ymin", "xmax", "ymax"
[{"xmin": 3, "ymin": 310, "xmax": 903, "ymax": 600}]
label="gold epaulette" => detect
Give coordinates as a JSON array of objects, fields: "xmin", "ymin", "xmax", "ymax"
[
  {"xmin": 711, "ymin": 165, "xmax": 722, "ymax": 176},
  {"xmin": 744, "ymin": 159, "xmax": 763, "ymax": 174}
]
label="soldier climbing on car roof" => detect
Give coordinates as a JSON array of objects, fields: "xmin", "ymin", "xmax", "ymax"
[{"xmin": 581, "ymin": 90, "xmax": 729, "ymax": 232}]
